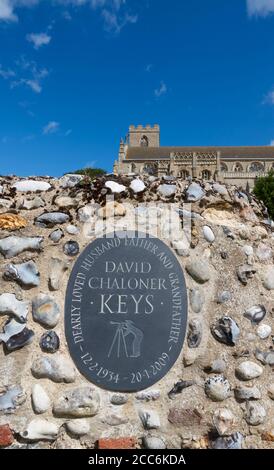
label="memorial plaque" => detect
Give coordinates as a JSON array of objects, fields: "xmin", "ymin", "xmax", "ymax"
[{"xmin": 65, "ymin": 232, "xmax": 188, "ymax": 392}]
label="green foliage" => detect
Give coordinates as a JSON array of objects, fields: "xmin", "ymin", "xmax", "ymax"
[
  {"xmin": 72, "ymin": 167, "xmax": 106, "ymax": 178},
  {"xmin": 253, "ymin": 170, "xmax": 274, "ymax": 219}
]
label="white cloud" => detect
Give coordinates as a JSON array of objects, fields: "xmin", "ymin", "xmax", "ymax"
[
  {"xmin": 0, "ymin": 0, "xmax": 17, "ymax": 21},
  {"xmin": 0, "ymin": 65, "xmax": 16, "ymax": 79},
  {"xmin": 145, "ymin": 64, "xmax": 153, "ymax": 73},
  {"xmin": 247, "ymin": 0, "xmax": 274, "ymax": 17},
  {"xmin": 43, "ymin": 121, "xmax": 60, "ymax": 135},
  {"xmin": 26, "ymin": 32, "xmax": 51, "ymax": 49},
  {"xmin": 84, "ymin": 159, "xmax": 97, "ymax": 168},
  {"xmin": 270, "ymin": 140, "xmax": 274, "ymax": 146},
  {"xmin": 154, "ymin": 81, "xmax": 167, "ymax": 98},
  {"xmin": 65, "ymin": 128, "xmax": 72, "ymax": 136},
  {"xmin": 8, "ymin": 57, "xmax": 49, "ymax": 93}
]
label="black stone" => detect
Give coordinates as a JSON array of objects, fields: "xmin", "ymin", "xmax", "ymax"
[
  {"xmin": 65, "ymin": 231, "xmax": 188, "ymax": 392},
  {"xmin": 40, "ymin": 330, "xmax": 60, "ymax": 353},
  {"xmin": 211, "ymin": 316, "xmax": 240, "ymax": 346},
  {"xmin": 63, "ymin": 240, "xmax": 80, "ymax": 256},
  {"xmin": 5, "ymin": 328, "xmax": 34, "ymax": 351},
  {"xmin": 168, "ymin": 380, "xmax": 195, "ymax": 399}
]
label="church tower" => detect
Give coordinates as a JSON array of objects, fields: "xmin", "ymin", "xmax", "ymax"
[{"xmin": 128, "ymin": 124, "xmax": 160, "ymax": 148}]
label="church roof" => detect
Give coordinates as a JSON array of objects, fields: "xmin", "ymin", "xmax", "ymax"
[{"xmin": 126, "ymin": 146, "xmax": 274, "ymax": 160}]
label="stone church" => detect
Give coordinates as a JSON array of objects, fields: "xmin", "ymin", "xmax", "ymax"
[{"xmin": 113, "ymin": 125, "xmax": 274, "ymax": 188}]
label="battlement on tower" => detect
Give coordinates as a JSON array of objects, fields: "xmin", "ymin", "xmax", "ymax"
[{"xmin": 128, "ymin": 124, "xmax": 160, "ymax": 147}]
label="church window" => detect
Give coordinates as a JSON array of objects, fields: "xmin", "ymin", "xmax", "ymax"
[
  {"xmin": 140, "ymin": 135, "xmax": 149, "ymax": 147},
  {"xmin": 233, "ymin": 163, "xmax": 243, "ymax": 172},
  {"xmin": 220, "ymin": 162, "xmax": 228, "ymax": 172},
  {"xmin": 179, "ymin": 170, "xmax": 189, "ymax": 179},
  {"xmin": 143, "ymin": 163, "xmax": 157, "ymax": 175},
  {"xmin": 202, "ymin": 169, "xmax": 211, "ymax": 180},
  {"xmin": 248, "ymin": 162, "xmax": 264, "ymax": 173}
]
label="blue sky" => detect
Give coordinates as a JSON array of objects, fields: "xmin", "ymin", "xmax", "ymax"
[{"xmin": 2, "ymin": 0, "xmax": 274, "ymax": 176}]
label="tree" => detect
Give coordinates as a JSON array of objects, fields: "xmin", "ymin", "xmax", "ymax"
[
  {"xmin": 253, "ymin": 170, "xmax": 274, "ymax": 220},
  {"xmin": 67, "ymin": 167, "xmax": 106, "ymax": 179}
]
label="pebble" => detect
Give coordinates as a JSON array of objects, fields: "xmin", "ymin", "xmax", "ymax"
[
  {"xmin": 157, "ymin": 184, "xmax": 176, "ymax": 198},
  {"xmin": 66, "ymin": 224, "xmax": 79, "ymax": 235},
  {"xmin": 12, "ymin": 180, "xmax": 51, "ymax": 192},
  {"xmin": 35, "ymin": 212, "xmax": 70, "ymax": 228},
  {"xmin": 55, "ymin": 196, "xmax": 77, "ymax": 209},
  {"xmin": 63, "ymin": 240, "xmax": 79, "ymax": 256},
  {"xmin": 255, "ymin": 349, "xmax": 274, "ymax": 366},
  {"xmin": 267, "ymin": 384, "xmax": 274, "ymax": 400},
  {"xmin": 59, "ymin": 174, "xmax": 83, "ymax": 188},
  {"xmin": 135, "ymin": 390, "xmax": 160, "ymax": 401},
  {"xmin": 211, "ymin": 432, "xmax": 243, "ymax": 449},
  {"xmin": 189, "ymin": 288, "xmax": 204, "ymax": 313},
  {"xmin": 211, "ymin": 316, "xmax": 240, "ymax": 346},
  {"xmin": 263, "ymin": 266, "xmax": 274, "ymax": 290},
  {"xmin": 186, "ymin": 183, "xmax": 205, "ymax": 202},
  {"xmin": 49, "ymin": 257, "xmax": 69, "ymax": 291},
  {"xmin": 256, "ymin": 243, "xmax": 273, "ymax": 261},
  {"xmin": 31, "ymin": 354, "xmax": 76, "ymax": 383},
  {"xmin": 234, "ymin": 386, "xmax": 261, "ymax": 401},
  {"xmin": 0, "ymin": 236, "xmax": 43, "ymax": 259},
  {"xmin": 0, "ymin": 293, "xmax": 29, "ymax": 322},
  {"xmin": 53, "ymin": 386, "xmax": 100, "ymax": 417},
  {"xmin": 32, "ymin": 293, "xmax": 60, "ymax": 328},
  {"xmin": 216, "ymin": 291, "xmax": 232, "ymax": 304},
  {"xmin": 205, "ymin": 376, "xmax": 231, "ymax": 401},
  {"xmin": 5, "ymin": 327, "xmax": 34, "ymax": 351},
  {"xmin": 237, "ymin": 264, "xmax": 256, "ymax": 285},
  {"xmin": 130, "ymin": 179, "xmax": 146, "ymax": 193},
  {"xmin": 256, "ymin": 324, "xmax": 271, "ymax": 339},
  {"xmin": 20, "ymin": 196, "xmax": 45, "ymax": 210},
  {"xmin": 185, "ymin": 259, "xmax": 211, "ymax": 284},
  {"xmin": 110, "ymin": 394, "xmax": 128, "ymax": 405},
  {"xmin": 49, "ymin": 229, "xmax": 64, "ymax": 243},
  {"xmin": 21, "ymin": 419, "xmax": 59, "ymax": 441},
  {"xmin": 244, "ymin": 402, "xmax": 266, "ymax": 426},
  {"xmin": 4, "ymin": 261, "xmax": 40, "ymax": 287},
  {"xmin": 168, "ymin": 407, "xmax": 202, "ymax": 426},
  {"xmin": 0, "ymin": 198, "xmax": 13, "ymax": 210},
  {"xmin": 212, "ymin": 183, "xmax": 228, "ymax": 196},
  {"xmin": 143, "ymin": 436, "xmax": 166, "ymax": 449},
  {"xmin": 0, "ymin": 385, "xmax": 26, "ymax": 412},
  {"xmin": 203, "ymin": 226, "xmax": 215, "ymax": 243},
  {"xmin": 187, "ymin": 319, "xmax": 202, "ymax": 348},
  {"xmin": 235, "ymin": 361, "xmax": 263, "ymax": 381},
  {"xmin": 0, "ymin": 318, "xmax": 25, "ymax": 343},
  {"xmin": 244, "ymin": 305, "xmax": 266, "ymax": 324},
  {"xmin": 243, "ymin": 245, "xmax": 253, "ymax": 256},
  {"xmin": 213, "ymin": 408, "xmax": 235, "ymax": 436},
  {"xmin": 105, "ymin": 181, "xmax": 126, "ymax": 193},
  {"xmin": 66, "ymin": 420, "xmax": 90, "ymax": 437},
  {"xmin": 206, "ymin": 359, "xmax": 227, "ymax": 374},
  {"xmin": 168, "ymin": 381, "xmax": 195, "ymax": 398},
  {"xmin": 31, "ymin": 384, "xmax": 51, "ymax": 414},
  {"xmin": 171, "ymin": 239, "xmax": 190, "ymax": 257},
  {"xmin": 139, "ymin": 409, "xmax": 160, "ymax": 430},
  {"xmin": 39, "ymin": 330, "xmax": 60, "ymax": 353},
  {"xmin": 77, "ymin": 204, "xmax": 96, "ymax": 222}
]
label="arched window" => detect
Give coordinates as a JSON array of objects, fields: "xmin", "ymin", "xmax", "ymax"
[
  {"xmin": 131, "ymin": 163, "xmax": 137, "ymax": 173},
  {"xmin": 220, "ymin": 162, "xmax": 228, "ymax": 172},
  {"xmin": 143, "ymin": 163, "xmax": 157, "ymax": 175},
  {"xmin": 179, "ymin": 170, "xmax": 189, "ymax": 179},
  {"xmin": 233, "ymin": 163, "xmax": 243, "ymax": 172},
  {"xmin": 140, "ymin": 135, "xmax": 149, "ymax": 147},
  {"xmin": 248, "ymin": 162, "xmax": 264, "ymax": 173},
  {"xmin": 201, "ymin": 169, "xmax": 211, "ymax": 180}
]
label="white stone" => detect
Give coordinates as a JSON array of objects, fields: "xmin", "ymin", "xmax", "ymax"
[
  {"xmin": 130, "ymin": 179, "xmax": 146, "ymax": 193},
  {"xmin": 0, "ymin": 293, "xmax": 29, "ymax": 322},
  {"xmin": 203, "ymin": 225, "xmax": 215, "ymax": 243},
  {"xmin": 213, "ymin": 408, "xmax": 235, "ymax": 436},
  {"xmin": 22, "ymin": 419, "xmax": 59, "ymax": 441},
  {"xmin": 32, "ymin": 384, "xmax": 51, "ymax": 414},
  {"xmin": 212, "ymin": 183, "xmax": 228, "ymax": 196},
  {"xmin": 59, "ymin": 174, "xmax": 83, "ymax": 188},
  {"xmin": 0, "ymin": 198, "xmax": 13, "ymax": 210},
  {"xmin": 66, "ymin": 420, "xmax": 90, "ymax": 436},
  {"xmin": 19, "ymin": 196, "xmax": 45, "ymax": 210},
  {"xmin": 256, "ymin": 324, "xmax": 272, "ymax": 340},
  {"xmin": 171, "ymin": 239, "xmax": 190, "ymax": 256},
  {"xmin": 243, "ymin": 245, "xmax": 253, "ymax": 256},
  {"xmin": 31, "ymin": 354, "xmax": 76, "ymax": 383},
  {"xmin": 186, "ymin": 182, "xmax": 205, "ymax": 202},
  {"xmin": 0, "ymin": 184, "xmax": 3, "ymax": 194},
  {"xmin": 236, "ymin": 361, "xmax": 263, "ymax": 381},
  {"xmin": 55, "ymin": 195, "xmax": 77, "ymax": 209},
  {"xmin": 244, "ymin": 402, "xmax": 266, "ymax": 426},
  {"xmin": 143, "ymin": 436, "xmax": 166, "ymax": 449},
  {"xmin": 77, "ymin": 204, "xmax": 96, "ymax": 222},
  {"xmin": 12, "ymin": 180, "xmax": 51, "ymax": 192},
  {"xmin": 139, "ymin": 409, "xmax": 161, "ymax": 429},
  {"xmin": 157, "ymin": 184, "xmax": 176, "ymax": 198},
  {"xmin": 0, "ymin": 318, "xmax": 25, "ymax": 343},
  {"xmin": 0, "ymin": 236, "xmax": 43, "ymax": 259},
  {"xmin": 66, "ymin": 224, "xmax": 79, "ymax": 235},
  {"xmin": 263, "ymin": 266, "xmax": 274, "ymax": 290},
  {"xmin": 256, "ymin": 243, "xmax": 273, "ymax": 261},
  {"xmin": 105, "ymin": 181, "xmax": 126, "ymax": 193}
]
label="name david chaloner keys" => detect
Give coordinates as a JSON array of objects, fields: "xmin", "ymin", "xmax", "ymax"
[{"xmin": 65, "ymin": 234, "xmax": 188, "ymax": 392}]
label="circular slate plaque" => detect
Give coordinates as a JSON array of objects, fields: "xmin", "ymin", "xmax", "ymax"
[{"xmin": 65, "ymin": 232, "xmax": 188, "ymax": 392}]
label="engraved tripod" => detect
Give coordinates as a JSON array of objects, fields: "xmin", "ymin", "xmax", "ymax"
[{"xmin": 108, "ymin": 321, "xmax": 143, "ymax": 359}]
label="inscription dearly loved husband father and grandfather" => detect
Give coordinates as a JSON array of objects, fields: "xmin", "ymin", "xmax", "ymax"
[{"xmin": 65, "ymin": 232, "xmax": 188, "ymax": 392}]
